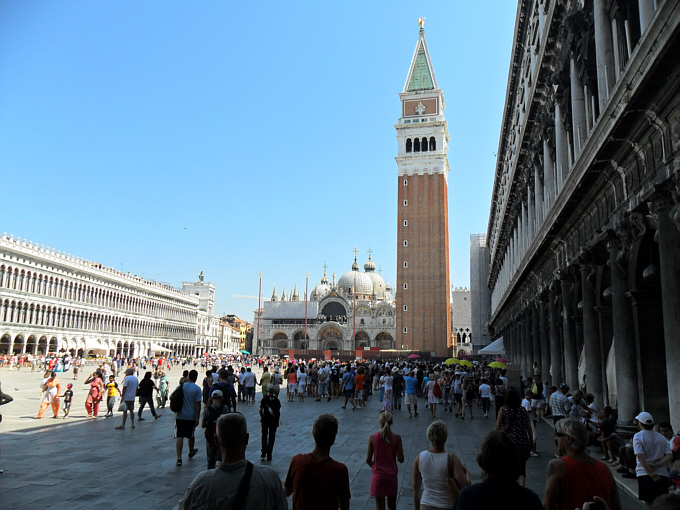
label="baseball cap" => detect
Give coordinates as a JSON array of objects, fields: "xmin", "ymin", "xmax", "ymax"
[
  {"xmin": 211, "ymin": 390, "xmax": 223, "ymax": 398},
  {"xmin": 635, "ymin": 411, "xmax": 653, "ymax": 425},
  {"xmin": 274, "ymin": 367, "xmax": 280, "ymax": 373}
]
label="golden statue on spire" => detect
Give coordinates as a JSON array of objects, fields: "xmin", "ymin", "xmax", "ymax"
[{"xmin": 418, "ymin": 17, "xmax": 425, "ymax": 29}]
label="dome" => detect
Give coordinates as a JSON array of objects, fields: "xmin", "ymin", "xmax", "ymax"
[
  {"xmin": 338, "ymin": 257, "xmax": 373, "ymax": 297},
  {"xmin": 366, "ymin": 272, "xmax": 386, "ymax": 300},
  {"xmin": 311, "ymin": 282, "xmax": 331, "ymax": 300}
]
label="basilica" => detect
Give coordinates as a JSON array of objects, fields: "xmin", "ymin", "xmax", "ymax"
[{"xmin": 254, "ymin": 254, "xmax": 397, "ymax": 357}]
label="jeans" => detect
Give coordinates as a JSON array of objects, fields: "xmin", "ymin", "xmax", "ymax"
[
  {"xmin": 482, "ymin": 397, "xmax": 490, "ymax": 414},
  {"xmin": 138, "ymin": 396, "xmax": 157, "ymax": 418},
  {"xmin": 206, "ymin": 441, "xmax": 222, "ymax": 469},
  {"xmin": 261, "ymin": 423, "xmax": 278, "ymax": 458}
]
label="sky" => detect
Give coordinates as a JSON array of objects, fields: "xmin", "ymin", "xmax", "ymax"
[{"xmin": 0, "ymin": 2, "xmax": 518, "ymax": 320}]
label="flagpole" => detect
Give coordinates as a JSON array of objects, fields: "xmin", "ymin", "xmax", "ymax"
[
  {"xmin": 304, "ymin": 272, "xmax": 309, "ymax": 346},
  {"xmin": 257, "ymin": 272, "xmax": 262, "ymax": 355}
]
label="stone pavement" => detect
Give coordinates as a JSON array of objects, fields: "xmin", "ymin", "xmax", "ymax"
[{"xmin": 0, "ymin": 367, "xmax": 642, "ymax": 509}]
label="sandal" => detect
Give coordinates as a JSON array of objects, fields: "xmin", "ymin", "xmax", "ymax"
[
  {"xmin": 176, "ymin": 459, "xmax": 182, "ymax": 466},
  {"xmin": 188, "ymin": 448, "xmax": 199, "ymax": 459}
]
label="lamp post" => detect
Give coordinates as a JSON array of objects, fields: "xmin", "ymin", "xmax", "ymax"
[{"xmin": 257, "ymin": 273, "xmax": 262, "ymax": 354}]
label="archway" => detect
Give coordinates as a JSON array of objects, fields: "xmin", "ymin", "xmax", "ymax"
[
  {"xmin": 321, "ymin": 302, "xmax": 347, "ymax": 322},
  {"xmin": 354, "ymin": 331, "xmax": 370, "ymax": 349},
  {"xmin": 26, "ymin": 335, "xmax": 37, "ymax": 355},
  {"xmin": 0, "ymin": 334, "xmax": 11, "ymax": 354},
  {"xmin": 293, "ymin": 331, "xmax": 309, "ymax": 350},
  {"xmin": 48, "ymin": 337, "xmax": 58, "ymax": 353},
  {"xmin": 13, "ymin": 335, "xmax": 24, "ymax": 354},
  {"xmin": 324, "ymin": 340, "xmax": 340, "ymax": 351},
  {"xmin": 38, "ymin": 336, "xmax": 48, "ymax": 355},
  {"xmin": 375, "ymin": 332, "xmax": 394, "ymax": 350}
]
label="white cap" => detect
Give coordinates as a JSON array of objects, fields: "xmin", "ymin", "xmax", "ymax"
[
  {"xmin": 635, "ymin": 411, "xmax": 654, "ymax": 425},
  {"xmin": 211, "ymin": 390, "xmax": 223, "ymax": 398}
]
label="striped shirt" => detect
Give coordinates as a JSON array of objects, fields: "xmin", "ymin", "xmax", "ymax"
[{"xmin": 178, "ymin": 459, "xmax": 287, "ymax": 510}]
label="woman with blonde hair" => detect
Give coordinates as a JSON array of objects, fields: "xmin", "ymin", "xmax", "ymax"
[
  {"xmin": 413, "ymin": 420, "xmax": 470, "ymax": 509},
  {"xmin": 366, "ymin": 410, "xmax": 404, "ymax": 510}
]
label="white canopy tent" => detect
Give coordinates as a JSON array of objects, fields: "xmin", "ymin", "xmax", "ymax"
[
  {"xmin": 150, "ymin": 343, "xmax": 171, "ymax": 353},
  {"xmin": 478, "ymin": 337, "xmax": 504, "ymax": 355}
]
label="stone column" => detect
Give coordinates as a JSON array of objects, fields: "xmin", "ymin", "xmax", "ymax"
[
  {"xmin": 607, "ymin": 235, "xmax": 638, "ymax": 423},
  {"xmin": 549, "ymin": 283, "xmax": 563, "ymax": 385},
  {"xmin": 650, "ymin": 193, "xmax": 680, "ymax": 431},
  {"xmin": 561, "ymin": 271, "xmax": 579, "ymax": 389},
  {"xmin": 570, "ymin": 55, "xmax": 587, "ymax": 159},
  {"xmin": 555, "ymin": 98, "xmax": 569, "ymax": 190},
  {"xmin": 543, "ymin": 137, "xmax": 555, "ymax": 209},
  {"xmin": 532, "ymin": 299, "xmax": 541, "ymax": 376},
  {"xmin": 528, "ymin": 187, "xmax": 535, "ymax": 243},
  {"xmin": 534, "ymin": 164, "xmax": 544, "ymax": 229},
  {"xmin": 593, "ymin": 0, "xmax": 616, "ymax": 110},
  {"xmin": 580, "ymin": 263, "xmax": 604, "ymax": 404},
  {"xmin": 539, "ymin": 293, "xmax": 551, "ymax": 383},
  {"xmin": 639, "ymin": 0, "xmax": 656, "ymax": 34},
  {"xmin": 521, "ymin": 202, "xmax": 528, "ymax": 253},
  {"xmin": 523, "ymin": 309, "xmax": 532, "ymax": 378}
]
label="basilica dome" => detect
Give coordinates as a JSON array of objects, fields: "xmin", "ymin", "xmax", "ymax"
[
  {"xmin": 363, "ymin": 255, "xmax": 386, "ymax": 300},
  {"xmin": 338, "ymin": 258, "xmax": 374, "ymax": 298}
]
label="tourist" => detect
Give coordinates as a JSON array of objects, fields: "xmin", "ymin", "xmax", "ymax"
[
  {"xmin": 178, "ymin": 413, "xmax": 287, "ymax": 509},
  {"xmin": 297, "ymin": 366, "xmax": 307, "ymax": 402},
  {"xmin": 244, "ymin": 367, "xmax": 257, "ymax": 404},
  {"xmin": 201, "ymin": 369, "xmax": 213, "ymax": 409},
  {"xmin": 259, "ymin": 365, "xmax": 271, "ymax": 401},
  {"xmin": 317, "ymin": 363, "xmax": 329, "ymax": 400},
  {"xmin": 270, "ymin": 366, "xmax": 282, "ymax": 397},
  {"xmin": 137, "ymin": 371, "xmax": 161, "ymax": 421},
  {"xmin": 84, "ymin": 370, "xmax": 104, "ymax": 418},
  {"xmin": 355, "ymin": 367, "xmax": 365, "ymax": 409},
  {"xmin": 260, "ymin": 384, "xmax": 281, "ymax": 461},
  {"xmin": 392, "ymin": 367, "xmax": 404, "ymax": 411},
  {"xmin": 365, "ymin": 411, "xmax": 404, "ymax": 510},
  {"xmin": 0, "ymin": 382, "xmax": 13, "ymax": 474},
  {"xmin": 413, "ymin": 420, "xmax": 470, "ymax": 510},
  {"xmin": 478, "ymin": 378, "xmax": 491, "ymax": 418},
  {"xmin": 36, "ymin": 371, "xmax": 61, "ymax": 419},
  {"xmin": 404, "ymin": 370, "xmax": 419, "ymax": 418},
  {"xmin": 426, "ymin": 372, "xmax": 440, "ymax": 418},
  {"xmin": 173, "ymin": 369, "xmax": 203, "ymax": 466},
  {"xmin": 454, "ymin": 430, "xmax": 542, "ymax": 509},
  {"xmin": 157, "ymin": 371, "xmax": 169, "ymax": 408},
  {"xmin": 461, "ymin": 378, "xmax": 475, "ymax": 420},
  {"xmin": 286, "ymin": 364, "xmax": 297, "ymax": 403},
  {"xmin": 381, "ymin": 367, "xmax": 394, "ymax": 412},
  {"xmin": 543, "ymin": 419, "xmax": 621, "ymax": 510},
  {"xmin": 201, "ymin": 389, "xmax": 229, "ymax": 469},
  {"xmin": 453, "ymin": 373, "xmax": 464, "ymax": 417},
  {"xmin": 341, "ymin": 366, "xmax": 356, "ymax": 410},
  {"xmin": 494, "ymin": 388, "xmax": 532, "ymax": 485},
  {"xmin": 522, "ymin": 389, "xmax": 538, "ymax": 456},
  {"xmin": 104, "ymin": 375, "xmax": 120, "ymax": 417},
  {"xmin": 550, "ymin": 384, "xmax": 571, "ymax": 424},
  {"xmin": 284, "ymin": 413, "xmax": 351, "ymax": 510},
  {"xmin": 633, "ymin": 412, "xmax": 672, "ymax": 508},
  {"xmin": 61, "ymin": 383, "xmax": 73, "ymax": 418},
  {"xmin": 116, "ymin": 367, "xmax": 138, "ymax": 430}
]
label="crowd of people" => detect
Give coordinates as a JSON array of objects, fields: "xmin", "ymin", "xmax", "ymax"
[{"xmin": 2, "ymin": 353, "xmax": 680, "ymax": 509}]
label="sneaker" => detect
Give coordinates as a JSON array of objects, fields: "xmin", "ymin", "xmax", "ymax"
[
  {"xmin": 530, "ymin": 451, "xmax": 539, "ymax": 457},
  {"xmin": 138, "ymin": 417, "xmax": 146, "ymax": 421},
  {"xmin": 188, "ymin": 448, "xmax": 199, "ymax": 459},
  {"xmin": 154, "ymin": 414, "xmax": 161, "ymax": 420}
]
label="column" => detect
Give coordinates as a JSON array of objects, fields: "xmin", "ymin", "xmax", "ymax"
[
  {"xmin": 555, "ymin": 98, "xmax": 569, "ymax": 189},
  {"xmin": 528, "ymin": 187, "xmax": 536, "ymax": 243},
  {"xmin": 594, "ymin": 0, "xmax": 616, "ymax": 110},
  {"xmin": 608, "ymin": 237, "xmax": 638, "ymax": 423},
  {"xmin": 549, "ymin": 283, "xmax": 563, "ymax": 385},
  {"xmin": 539, "ymin": 293, "xmax": 551, "ymax": 384},
  {"xmin": 522, "ymin": 201, "xmax": 528, "ymax": 252},
  {"xmin": 561, "ymin": 271, "xmax": 579, "ymax": 389},
  {"xmin": 543, "ymin": 137, "xmax": 555, "ymax": 209},
  {"xmin": 534, "ymin": 164, "xmax": 544, "ymax": 229},
  {"xmin": 639, "ymin": 0, "xmax": 656, "ymax": 34},
  {"xmin": 523, "ymin": 310, "xmax": 532, "ymax": 378},
  {"xmin": 570, "ymin": 54, "xmax": 587, "ymax": 158},
  {"xmin": 580, "ymin": 263, "xmax": 604, "ymax": 404},
  {"xmin": 532, "ymin": 299, "xmax": 541, "ymax": 376},
  {"xmin": 650, "ymin": 193, "xmax": 680, "ymax": 432}
]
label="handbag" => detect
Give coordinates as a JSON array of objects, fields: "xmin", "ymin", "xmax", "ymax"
[
  {"xmin": 446, "ymin": 453, "xmax": 461, "ymax": 505},
  {"xmin": 117, "ymin": 400, "xmax": 128, "ymax": 412}
]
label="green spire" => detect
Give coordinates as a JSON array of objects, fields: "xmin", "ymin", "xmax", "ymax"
[{"xmin": 406, "ymin": 41, "xmax": 434, "ymax": 91}]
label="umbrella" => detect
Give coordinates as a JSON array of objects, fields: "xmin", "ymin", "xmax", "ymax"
[
  {"xmin": 240, "ymin": 350, "xmax": 250, "ymax": 355},
  {"xmin": 458, "ymin": 360, "xmax": 472, "ymax": 367},
  {"xmin": 283, "ymin": 355, "xmax": 290, "ymax": 358},
  {"xmin": 495, "ymin": 358, "xmax": 508, "ymax": 363},
  {"xmin": 488, "ymin": 361, "xmax": 507, "ymax": 368},
  {"xmin": 444, "ymin": 358, "xmax": 460, "ymax": 365},
  {"xmin": 458, "ymin": 352, "xmax": 470, "ymax": 360},
  {"xmin": 408, "ymin": 354, "xmax": 420, "ymax": 359}
]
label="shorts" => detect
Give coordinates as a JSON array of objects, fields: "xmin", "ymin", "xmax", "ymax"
[
  {"xmin": 175, "ymin": 419, "xmax": 196, "ymax": 439},
  {"xmin": 454, "ymin": 393, "xmax": 463, "ymax": 403},
  {"xmin": 288, "ymin": 383, "xmax": 297, "ymax": 393},
  {"xmin": 344, "ymin": 389, "xmax": 355, "ymax": 399},
  {"xmin": 298, "ymin": 384, "xmax": 306, "ymax": 395},
  {"xmin": 246, "ymin": 387, "xmax": 255, "ymax": 396},
  {"xmin": 63, "ymin": 401, "xmax": 71, "ymax": 410},
  {"xmin": 355, "ymin": 390, "xmax": 363, "ymax": 400},
  {"xmin": 405, "ymin": 394, "xmax": 417, "ymax": 405},
  {"xmin": 530, "ymin": 399, "xmax": 543, "ymax": 408},
  {"xmin": 124, "ymin": 400, "xmax": 135, "ymax": 412},
  {"xmin": 638, "ymin": 475, "xmax": 669, "ymax": 503}
]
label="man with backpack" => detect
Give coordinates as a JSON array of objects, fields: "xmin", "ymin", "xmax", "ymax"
[
  {"xmin": 172, "ymin": 369, "xmax": 203, "ymax": 467},
  {"xmin": 260, "ymin": 384, "xmax": 281, "ymax": 461},
  {"xmin": 201, "ymin": 389, "xmax": 230, "ymax": 469}
]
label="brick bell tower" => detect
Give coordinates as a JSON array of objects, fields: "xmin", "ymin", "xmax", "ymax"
[{"xmin": 395, "ymin": 20, "xmax": 451, "ymax": 358}]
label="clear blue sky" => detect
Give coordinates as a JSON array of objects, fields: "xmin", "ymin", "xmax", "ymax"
[{"xmin": 0, "ymin": 2, "xmax": 517, "ymax": 320}]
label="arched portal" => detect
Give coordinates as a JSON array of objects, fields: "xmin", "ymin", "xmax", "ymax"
[
  {"xmin": 354, "ymin": 331, "xmax": 370, "ymax": 349},
  {"xmin": 321, "ymin": 302, "xmax": 347, "ymax": 322},
  {"xmin": 0, "ymin": 334, "xmax": 11, "ymax": 354},
  {"xmin": 375, "ymin": 332, "xmax": 394, "ymax": 350}
]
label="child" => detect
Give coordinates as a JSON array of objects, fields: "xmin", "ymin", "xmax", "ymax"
[
  {"xmin": 62, "ymin": 383, "xmax": 74, "ymax": 419},
  {"xmin": 522, "ymin": 389, "xmax": 538, "ymax": 456},
  {"xmin": 104, "ymin": 375, "xmax": 119, "ymax": 418}
]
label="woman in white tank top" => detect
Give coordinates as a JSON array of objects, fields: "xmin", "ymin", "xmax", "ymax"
[{"xmin": 413, "ymin": 420, "xmax": 470, "ymax": 509}]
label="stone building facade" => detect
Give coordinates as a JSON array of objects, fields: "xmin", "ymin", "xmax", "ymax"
[
  {"xmin": 254, "ymin": 257, "xmax": 396, "ymax": 357},
  {"xmin": 486, "ymin": 0, "xmax": 680, "ymax": 429},
  {"xmin": 395, "ymin": 25, "xmax": 452, "ymax": 358},
  {"xmin": 451, "ymin": 286, "xmax": 472, "ymax": 357},
  {"xmin": 0, "ymin": 234, "xmax": 198, "ymax": 357}
]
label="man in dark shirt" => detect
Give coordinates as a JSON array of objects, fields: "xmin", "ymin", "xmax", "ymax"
[
  {"xmin": 392, "ymin": 368, "xmax": 404, "ymax": 410},
  {"xmin": 259, "ymin": 384, "xmax": 281, "ymax": 461}
]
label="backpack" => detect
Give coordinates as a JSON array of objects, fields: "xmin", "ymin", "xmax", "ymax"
[
  {"xmin": 204, "ymin": 404, "xmax": 227, "ymax": 444},
  {"xmin": 169, "ymin": 383, "xmax": 184, "ymax": 413},
  {"xmin": 319, "ymin": 369, "xmax": 329, "ymax": 382},
  {"xmin": 433, "ymin": 381, "xmax": 442, "ymax": 397}
]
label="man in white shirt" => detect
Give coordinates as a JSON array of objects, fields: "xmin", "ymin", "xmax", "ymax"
[
  {"xmin": 633, "ymin": 411, "xmax": 672, "ymax": 508},
  {"xmin": 243, "ymin": 367, "xmax": 257, "ymax": 404}
]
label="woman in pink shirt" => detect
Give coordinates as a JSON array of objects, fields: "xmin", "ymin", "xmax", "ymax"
[{"xmin": 365, "ymin": 410, "xmax": 404, "ymax": 510}]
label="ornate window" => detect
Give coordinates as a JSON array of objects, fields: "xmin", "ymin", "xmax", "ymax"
[
  {"xmin": 406, "ymin": 138, "xmax": 412, "ymax": 153},
  {"xmin": 421, "ymin": 137, "xmax": 428, "ymax": 152},
  {"xmin": 429, "ymin": 137, "xmax": 436, "ymax": 150}
]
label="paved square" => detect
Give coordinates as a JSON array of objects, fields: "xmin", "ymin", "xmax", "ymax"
[{"xmin": 0, "ymin": 366, "xmax": 641, "ymax": 509}]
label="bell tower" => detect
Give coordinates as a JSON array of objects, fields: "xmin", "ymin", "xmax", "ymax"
[{"xmin": 395, "ymin": 20, "xmax": 451, "ymax": 358}]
